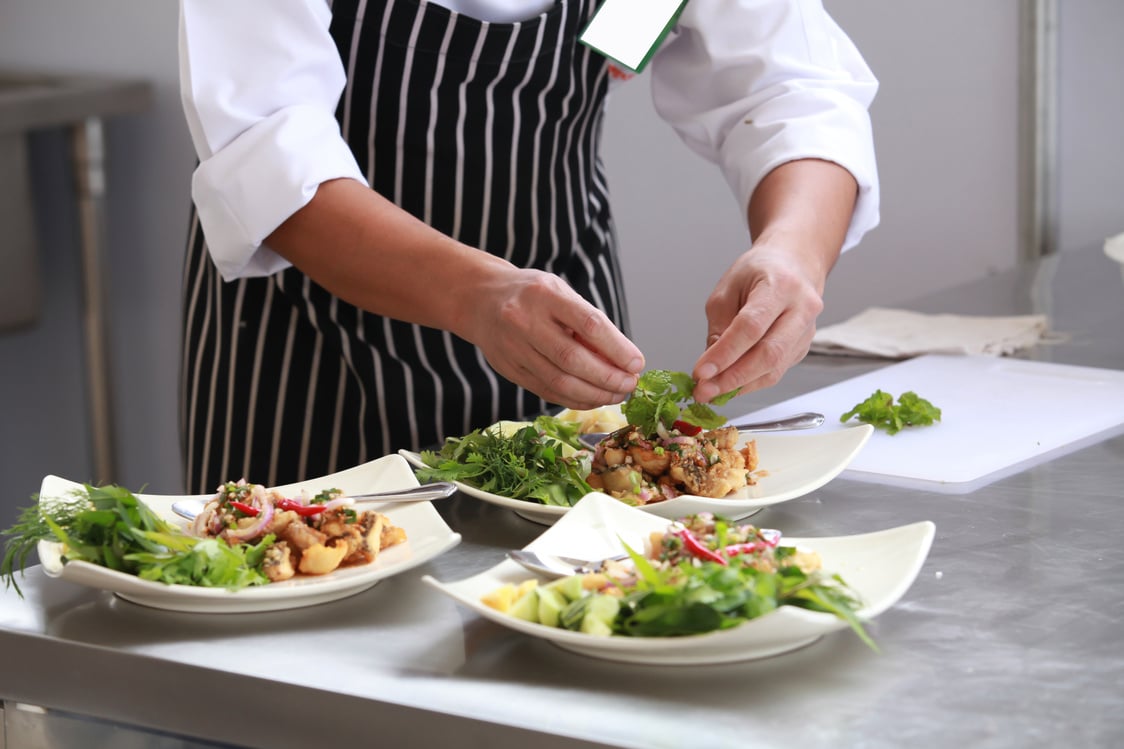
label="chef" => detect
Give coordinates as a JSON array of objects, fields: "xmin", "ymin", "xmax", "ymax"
[{"xmin": 177, "ymin": 0, "xmax": 879, "ymax": 493}]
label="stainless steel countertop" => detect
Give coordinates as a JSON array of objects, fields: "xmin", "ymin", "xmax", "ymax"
[{"xmin": 3, "ymin": 245, "xmax": 1123, "ymax": 749}]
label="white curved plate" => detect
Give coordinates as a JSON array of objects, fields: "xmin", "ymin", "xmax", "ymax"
[
  {"xmin": 425, "ymin": 492, "xmax": 934, "ymax": 664},
  {"xmin": 401, "ymin": 423, "xmax": 873, "ymax": 525},
  {"xmin": 36, "ymin": 455, "xmax": 461, "ymax": 613}
]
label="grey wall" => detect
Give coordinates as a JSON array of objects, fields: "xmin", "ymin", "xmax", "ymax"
[
  {"xmin": 1057, "ymin": 0, "xmax": 1124, "ymax": 253},
  {"xmin": 0, "ymin": 1, "xmax": 1119, "ymax": 535}
]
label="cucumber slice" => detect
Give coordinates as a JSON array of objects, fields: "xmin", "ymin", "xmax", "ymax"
[{"xmin": 537, "ymin": 587, "xmax": 567, "ymax": 628}]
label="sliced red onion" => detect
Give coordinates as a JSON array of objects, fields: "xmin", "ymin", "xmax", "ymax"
[
  {"xmin": 321, "ymin": 497, "xmax": 355, "ymax": 512},
  {"xmin": 191, "ymin": 503, "xmax": 213, "ymax": 537},
  {"xmin": 224, "ymin": 496, "xmax": 275, "ymax": 542},
  {"xmin": 759, "ymin": 528, "xmax": 782, "ymax": 547}
]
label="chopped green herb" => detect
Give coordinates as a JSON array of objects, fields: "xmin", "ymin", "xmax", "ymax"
[
  {"xmin": 415, "ymin": 416, "xmax": 593, "ymax": 507},
  {"xmin": 840, "ymin": 389, "xmax": 942, "ymax": 435}
]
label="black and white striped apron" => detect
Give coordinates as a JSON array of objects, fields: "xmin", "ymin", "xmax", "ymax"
[{"xmin": 180, "ymin": 0, "xmax": 629, "ymax": 494}]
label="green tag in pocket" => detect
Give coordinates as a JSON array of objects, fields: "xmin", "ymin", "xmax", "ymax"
[{"xmin": 579, "ymin": 0, "xmax": 689, "ymax": 74}]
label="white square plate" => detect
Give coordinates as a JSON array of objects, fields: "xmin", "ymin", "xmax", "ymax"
[
  {"xmin": 425, "ymin": 492, "xmax": 934, "ymax": 664},
  {"xmin": 35, "ymin": 455, "xmax": 461, "ymax": 613}
]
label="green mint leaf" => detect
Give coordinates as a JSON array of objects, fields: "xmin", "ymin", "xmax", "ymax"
[
  {"xmin": 708, "ymin": 386, "xmax": 742, "ymax": 407},
  {"xmin": 621, "ymin": 369, "xmax": 732, "ymax": 436},
  {"xmin": 841, "ymin": 389, "xmax": 941, "ymax": 435},
  {"xmin": 897, "ymin": 391, "xmax": 942, "ymax": 426},
  {"xmin": 678, "ymin": 403, "xmax": 727, "ymax": 430}
]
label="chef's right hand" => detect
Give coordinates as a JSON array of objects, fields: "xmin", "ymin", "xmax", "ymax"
[{"xmin": 462, "ymin": 267, "xmax": 645, "ymax": 409}]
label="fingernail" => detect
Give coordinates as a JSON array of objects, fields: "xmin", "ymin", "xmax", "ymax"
[
  {"xmin": 627, "ymin": 357, "xmax": 644, "ymax": 373},
  {"xmin": 697, "ymin": 363, "xmax": 717, "ymax": 380},
  {"xmin": 694, "ymin": 383, "xmax": 715, "ymax": 403}
]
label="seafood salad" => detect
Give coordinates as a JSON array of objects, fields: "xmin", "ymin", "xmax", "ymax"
[
  {"xmin": 586, "ymin": 424, "xmax": 758, "ymax": 505},
  {"xmin": 190, "ymin": 480, "xmax": 407, "ymax": 581}
]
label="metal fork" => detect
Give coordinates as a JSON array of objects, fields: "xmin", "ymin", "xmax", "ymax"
[{"xmin": 576, "ymin": 411, "xmax": 825, "ymax": 449}]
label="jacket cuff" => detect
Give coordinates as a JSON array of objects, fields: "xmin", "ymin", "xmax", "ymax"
[{"xmin": 191, "ymin": 105, "xmax": 367, "ymax": 281}]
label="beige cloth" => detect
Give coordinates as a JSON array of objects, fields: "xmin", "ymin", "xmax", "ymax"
[
  {"xmin": 1105, "ymin": 231, "xmax": 1124, "ymax": 264},
  {"xmin": 811, "ymin": 307, "xmax": 1050, "ymax": 359}
]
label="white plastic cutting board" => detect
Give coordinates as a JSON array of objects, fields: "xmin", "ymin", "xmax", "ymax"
[{"xmin": 737, "ymin": 354, "xmax": 1124, "ymax": 493}]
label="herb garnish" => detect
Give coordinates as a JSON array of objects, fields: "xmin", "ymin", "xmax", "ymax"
[
  {"xmin": 621, "ymin": 370, "xmax": 740, "ymax": 437},
  {"xmin": 2, "ymin": 484, "xmax": 272, "ymax": 596},
  {"xmin": 840, "ymin": 389, "xmax": 942, "ymax": 435},
  {"xmin": 416, "ymin": 416, "xmax": 593, "ymax": 506}
]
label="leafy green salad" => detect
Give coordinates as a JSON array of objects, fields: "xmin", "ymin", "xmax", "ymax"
[{"xmin": 2, "ymin": 484, "xmax": 273, "ymax": 596}]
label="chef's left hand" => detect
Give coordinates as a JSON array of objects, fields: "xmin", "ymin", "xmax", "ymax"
[
  {"xmin": 691, "ymin": 159, "xmax": 857, "ymax": 404},
  {"xmin": 690, "ymin": 239, "xmax": 828, "ymax": 404}
]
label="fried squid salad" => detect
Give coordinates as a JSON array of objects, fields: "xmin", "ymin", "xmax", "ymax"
[{"xmin": 191, "ymin": 481, "xmax": 407, "ymax": 582}]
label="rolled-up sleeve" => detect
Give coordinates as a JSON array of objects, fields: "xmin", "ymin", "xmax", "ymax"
[
  {"xmin": 650, "ymin": 0, "xmax": 880, "ymax": 251},
  {"xmin": 179, "ymin": 0, "xmax": 368, "ymax": 280}
]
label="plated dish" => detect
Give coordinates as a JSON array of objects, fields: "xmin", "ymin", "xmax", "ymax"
[
  {"xmin": 401, "ymin": 423, "xmax": 873, "ymax": 525},
  {"xmin": 35, "ymin": 455, "xmax": 461, "ymax": 613},
  {"xmin": 424, "ymin": 492, "xmax": 934, "ymax": 664}
]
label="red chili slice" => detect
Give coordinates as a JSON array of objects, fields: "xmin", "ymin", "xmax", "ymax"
[
  {"xmin": 672, "ymin": 420, "xmax": 703, "ymax": 436},
  {"xmin": 672, "ymin": 528, "xmax": 728, "ymax": 565},
  {"xmin": 275, "ymin": 498, "xmax": 327, "ymax": 516},
  {"xmin": 228, "ymin": 500, "xmax": 260, "ymax": 517}
]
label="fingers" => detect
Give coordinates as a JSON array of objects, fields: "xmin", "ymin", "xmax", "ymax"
[
  {"xmin": 539, "ymin": 322, "xmax": 641, "ymax": 402},
  {"xmin": 476, "ymin": 270, "xmax": 644, "ymax": 407},
  {"xmin": 692, "ymin": 286, "xmax": 778, "ymax": 402},
  {"xmin": 693, "ymin": 301, "xmax": 818, "ymax": 403},
  {"xmin": 515, "ymin": 356, "xmax": 635, "ymax": 410},
  {"xmin": 694, "ymin": 322, "xmax": 809, "ymax": 402},
  {"xmin": 495, "ymin": 337, "xmax": 637, "ymax": 410},
  {"xmin": 542, "ymin": 283, "xmax": 644, "ymax": 396},
  {"xmin": 557, "ymin": 301, "xmax": 645, "ymax": 380}
]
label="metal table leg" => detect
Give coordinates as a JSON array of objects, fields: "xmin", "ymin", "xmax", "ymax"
[{"xmin": 71, "ymin": 117, "xmax": 116, "ymax": 484}]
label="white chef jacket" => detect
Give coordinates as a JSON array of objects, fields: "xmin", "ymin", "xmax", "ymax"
[{"xmin": 179, "ymin": 0, "xmax": 880, "ymax": 281}]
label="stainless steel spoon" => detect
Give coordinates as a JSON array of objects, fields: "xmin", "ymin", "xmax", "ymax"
[
  {"xmin": 507, "ymin": 549, "xmax": 630, "ymax": 578},
  {"xmin": 576, "ymin": 411, "xmax": 825, "ymax": 449},
  {"xmin": 171, "ymin": 482, "xmax": 457, "ymax": 522}
]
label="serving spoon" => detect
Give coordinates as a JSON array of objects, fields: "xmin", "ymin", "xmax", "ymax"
[
  {"xmin": 576, "ymin": 411, "xmax": 825, "ymax": 450},
  {"xmin": 507, "ymin": 549, "xmax": 631, "ymax": 579},
  {"xmin": 171, "ymin": 482, "xmax": 457, "ymax": 522}
]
